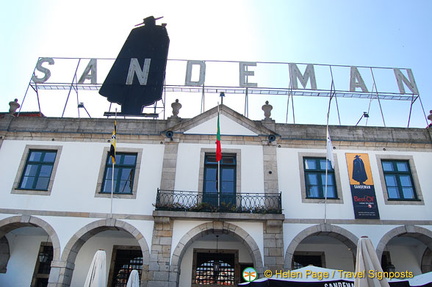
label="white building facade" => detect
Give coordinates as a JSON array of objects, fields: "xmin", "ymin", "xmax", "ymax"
[{"xmin": 0, "ymin": 103, "xmax": 431, "ymax": 287}]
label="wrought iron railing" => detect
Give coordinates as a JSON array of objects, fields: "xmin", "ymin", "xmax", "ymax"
[{"xmin": 155, "ymin": 189, "xmax": 282, "ymax": 214}]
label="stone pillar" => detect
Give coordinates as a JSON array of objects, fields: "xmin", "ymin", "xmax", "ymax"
[
  {"xmin": 263, "ymin": 219, "xmax": 284, "ymax": 272},
  {"xmin": 263, "ymin": 145, "xmax": 279, "ymax": 194},
  {"xmin": 48, "ymin": 260, "xmax": 74, "ymax": 287},
  {"xmin": 159, "ymin": 142, "xmax": 179, "ymax": 191},
  {"xmin": 148, "ymin": 216, "xmax": 175, "ymax": 287},
  {"xmin": 0, "ymin": 236, "xmax": 9, "ymax": 273}
]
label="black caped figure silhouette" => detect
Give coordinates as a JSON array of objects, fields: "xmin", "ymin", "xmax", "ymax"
[
  {"xmin": 352, "ymin": 155, "xmax": 368, "ymax": 185},
  {"xmin": 99, "ymin": 16, "xmax": 170, "ymax": 115}
]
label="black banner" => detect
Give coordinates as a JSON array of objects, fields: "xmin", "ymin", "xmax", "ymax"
[{"xmin": 346, "ymin": 153, "xmax": 380, "ymax": 219}]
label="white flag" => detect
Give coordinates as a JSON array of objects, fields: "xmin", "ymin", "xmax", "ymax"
[{"xmin": 326, "ymin": 129, "xmax": 334, "ymax": 169}]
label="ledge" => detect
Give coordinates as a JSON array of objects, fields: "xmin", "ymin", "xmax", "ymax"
[{"xmin": 152, "ymin": 210, "xmax": 285, "ymax": 221}]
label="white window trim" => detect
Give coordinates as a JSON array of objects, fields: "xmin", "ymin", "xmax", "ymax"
[
  {"xmin": 12, "ymin": 145, "xmax": 63, "ymax": 196},
  {"xmin": 298, "ymin": 152, "xmax": 343, "ymax": 204},
  {"xmin": 95, "ymin": 147, "xmax": 142, "ymax": 199},
  {"xmin": 375, "ymin": 154, "xmax": 424, "ymax": 205},
  {"xmin": 198, "ymin": 148, "xmax": 241, "ymax": 195}
]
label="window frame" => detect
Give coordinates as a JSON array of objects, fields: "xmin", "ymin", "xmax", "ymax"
[
  {"xmin": 203, "ymin": 153, "xmax": 237, "ymax": 207},
  {"xmin": 299, "ymin": 153, "xmax": 343, "ymax": 204},
  {"xmin": 31, "ymin": 241, "xmax": 53, "ymax": 287},
  {"xmin": 13, "ymin": 145, "xmax": 62, "ymax": 195},
  {"xmin": 292, "ymin": 251, "xmax": 326, "ymax": 269},
  {"xmin": 95, "ymin": 147, "xmax": 142, "ymax": 199},
  {"xmin": 376, "ymin": 155, "xmax": 423, "ymax": 205},
  {"xmin": 108, "ymin": 245, "xmax": 143, "ymax": 287},
  {"xmin": 192, "ymin": 248, "xmax": 239, "ymax": 286},
  {"xmin": 198, "ymin": 148, "xmax": 241, "ymax": 201}
]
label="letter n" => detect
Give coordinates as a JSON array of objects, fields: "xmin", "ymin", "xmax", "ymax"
[
  {"xmin": 394, "ymin": 68, "xmax": 418, "ymax": 94},
  {"xmin": 126, "ymin": 58, "xmax": 151, "ymax": 85}
]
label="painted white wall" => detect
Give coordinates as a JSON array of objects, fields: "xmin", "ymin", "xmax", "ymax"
[
  {"xmin": 277, "ymin": 146, "xmax": 432, "ymax": 221},
  {"xmin": 0, "ymin": 140, "xmax": 164, "ymax": 216},
  {"xmin": 0, "ymin": 232, "xmax": 46, "ymax": 287},
  {"xmin": 185, "ymin": 114, "xmax": 257, "ymax": 136}
]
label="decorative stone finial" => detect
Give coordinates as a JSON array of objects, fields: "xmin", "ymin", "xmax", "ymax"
[
  {"xmin": 8, "ymin": 99, "xmax": 20, "ymax": 115},
  {"xmin": 262, "ymin": 101, "xmax": 273, "ymax": 120},
  {"xmin": 427, "ymin": 110, "xmax": 432, "ymax": 128},
  {"xmin": 171, "ymin": 99, "xmax": 182, "ymax": 117}
]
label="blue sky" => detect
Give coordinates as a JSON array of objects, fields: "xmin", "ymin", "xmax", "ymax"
[{"xmin": 1, "ymin": 0, "xmax": 431, "ymax": 127}]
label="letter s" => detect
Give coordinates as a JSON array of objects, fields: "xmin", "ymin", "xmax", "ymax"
[{"xmin": 32, "ymin": 57, "xmax": 55, "ymax": 83}]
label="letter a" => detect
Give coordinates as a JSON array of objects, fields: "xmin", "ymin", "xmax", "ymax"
[{"xmin": 350, "ymin": 67, "xmax": 368, "ymax": 92}]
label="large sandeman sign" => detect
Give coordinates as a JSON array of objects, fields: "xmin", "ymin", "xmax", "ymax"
[{"xmin": 98, "ymin": 16, "xmax": 170, "ymax": 115}]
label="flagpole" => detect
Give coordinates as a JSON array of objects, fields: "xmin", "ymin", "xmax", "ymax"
[
  {"xmin": 110, "ymin": 109, "xmax": 117, "ymax": 218},
  {"xmin": 217, "ymin": 103, "xmax": 221, "ymax": 209},
  {"xmin": 324, "ymin": 81, "xmax": 335, "ymax": 224}
]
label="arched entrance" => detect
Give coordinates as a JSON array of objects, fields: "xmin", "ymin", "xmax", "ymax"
[
  {"xmin": 284, "ymin": 224, "xmax": 358, "ymax": 270},
  {"xmin": 57, "ymin": 218, "xmax": 150, "ymax": 287},
  {"xmin": 170, "ymin": 221, "xmax": 263, "ymax": 286},
  {"xmin": 377, "ymin": 225, "xmax": 432, "ymax": 275},
  {"xmin": 0, "ymin": 215, "xmax": 60, "ymax": 287}
]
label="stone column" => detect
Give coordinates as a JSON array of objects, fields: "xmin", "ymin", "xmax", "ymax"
[
  {"xmin": 148, "ymin": 216, "xmax": 175, "ymax": 287},
  {"xmin": 263, "ymin": 219, "xmax": 284, "ymax": 272},
  {"xmin": 263, "ymin": 145, "xmax": 279, "ymax": 194},
  {"xmin": 160, "ymin": 142, "xmax": 179, "ymax": 191}
]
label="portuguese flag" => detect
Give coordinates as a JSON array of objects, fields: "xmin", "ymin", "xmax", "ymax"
[{"xmin": 216, "ymin": 112, "xmax": 222, "ymax": 161}]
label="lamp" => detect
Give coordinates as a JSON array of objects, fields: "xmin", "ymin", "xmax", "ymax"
[
  {"xmin": 214, "ymin": 235, "xmax": 221, "ymax": 276},
  {"xmin": 38, "ymin": 235, "xmax": 50, "ymax": 263},
  {"xmin": 386, "ymin": 262, "xmax": 396, "ymax": 272},
  {"xmin": 219, "ymin": 92, "xmax": 225, "ymax": 105},
  {"xmin": 78, "ymin": 102, "xmax": 92, "ymax": 118},
  {"xmin": 355, "ymin": 112, "xmax": 369, "ymax": 126}
]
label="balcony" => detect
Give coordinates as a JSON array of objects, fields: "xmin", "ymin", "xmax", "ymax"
[{"xmin": 154, "ymin": 189, "xmax": 282, "ymax": 214}]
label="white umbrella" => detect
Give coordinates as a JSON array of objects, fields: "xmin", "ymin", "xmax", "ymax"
[
  {"xmin": 84, "ymin": 249, "xmax": 107, "ymax": 287},
  {"xmin": 408, "ymin": 271, "xmax": 432, "ymax": 287},
  {"xmin": 354, "ymin": 236, "xmax": 390, "ymax": 287},
  {"xmin": 126, "ymin": 269, "xmax": 140, "ymax": 287}
]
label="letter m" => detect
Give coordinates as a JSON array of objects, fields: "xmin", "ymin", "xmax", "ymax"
[
  {"xmin": 126, "ymin": 58, "xmax": 151, "ymax": 85},
  {"xmin": 289, "ymin": 64, "xmax": 317, "ymax": 90}
]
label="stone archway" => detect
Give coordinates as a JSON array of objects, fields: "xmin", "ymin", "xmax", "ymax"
[
  {"xmin": 0, "ymin": 215, "xmax": 61, "ymax": 277},
  {"xmin": 284, "ymin": 224, "xmax": 358, "ymax": 269},
  {"xmin": 55, "ymin": 218, "xmax": 150, "ymax": 287},
  {"xmin": 169, "ymin": 221, "xmax": 264, "ymax": 286},
  {"xmin": 377, "ymin": 225, "xmax": 432, "ymax": 273}
]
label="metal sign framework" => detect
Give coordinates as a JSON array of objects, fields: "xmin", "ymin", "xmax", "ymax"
[{"xmin": 20, "ymin": 57, "xmax": 429, "ymax": 127}]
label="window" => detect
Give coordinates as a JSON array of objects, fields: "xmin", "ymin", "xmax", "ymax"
[
  {"xmin": 101, "ymin": 153, "xmax": 137, "ymax": 194},
  {"xmin": 31, "ymin": 242, "xmax": 53, "ymax": 287},
  {"xmin": 109, "ymin": 247, "xmax": 142, "ymax": 287},
  {"xmin": 381, "ymin": 160, "xmax": 417, "ymax": 200},
  {"xmin": 193, "ymin": 249, "xmax": 238, "ymax": 286},
  {"xmin": 19, "ymin": 150, "xmax": 57, "ymax": 191},
  {"xmin": 203, "ymin": 154, "xmax": 236, "ymax": 207},
  {"xmin": 292, "ymin": 252, "xmax": 324, "ymax": 269},
  {"xmin": 303, "ymin": 157, "xmax": 337, "ymax": 199}
]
